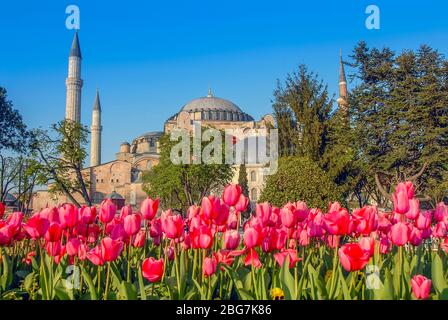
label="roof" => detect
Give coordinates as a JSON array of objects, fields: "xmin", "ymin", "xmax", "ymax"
[
  {"xmin": 93, "ymin": 90, "xmax": 101, "ymax": 111},
  {"xmin": 181, "ymin": 96, "xmax": 243, "ymax": 113},
  {"xmin": 108, "ymin": 191, "xmax": 124, "ymax": 200},
  {"xmin": 69, "ymin": 31, "xmax": 82, "ymax": 58}
]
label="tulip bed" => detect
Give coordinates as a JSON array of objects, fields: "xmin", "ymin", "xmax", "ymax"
[{"xmin": 0, "ymin": 182, "xmax": 447, "ymax": 300}]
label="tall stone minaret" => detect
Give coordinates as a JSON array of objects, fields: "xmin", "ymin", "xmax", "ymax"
[
  {"xmin": 65, "ymin": 31, "xmax": 83, "ymax": 123},
  {"xmin": 90, "ymin": 90, "xmax": 102, "ymax": 167},
  {"xmin": 336, "ymin": 49, "xmax": 349, "ymax": 116}
]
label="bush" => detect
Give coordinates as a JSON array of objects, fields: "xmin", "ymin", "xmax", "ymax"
[{"xmin": 259, "ymin": 156, "xmax": 344, "ymax": 209}]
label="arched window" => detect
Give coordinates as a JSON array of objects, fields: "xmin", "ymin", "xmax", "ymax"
[
  {"xmin": 251, "ymin": 188, "xmax": 258, "ymax": 201},
  {"xmin": 250, "ymin": 171, "xmax": 257, "ymax": 182}
]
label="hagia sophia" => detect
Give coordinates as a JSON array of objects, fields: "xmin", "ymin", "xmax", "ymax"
[{"xmin": 31, "ymin": 32, "xmax": 283, "ymax": 211}]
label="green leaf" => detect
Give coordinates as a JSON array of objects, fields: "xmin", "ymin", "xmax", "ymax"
[
  {"xmin": 137, "ymin": 266, "xmax": 147, "ymax": 300},
  {"xmin": 279, "ymin": 256, "xmax": 296, "ymax": 299},
  {"xmin": 80, "ymin": 266, "xmax": 98, "ymax": 300},
  {"xmin": 431, "ymin": 253, "xmax": 448, "ymax": 295},
  {"xmin": 338, "ymin": 268, "xmax": 351, "ymax": 300},
  {"xmin": 118, "ymin": 281, "xmax": 138, "ymax": 300}
]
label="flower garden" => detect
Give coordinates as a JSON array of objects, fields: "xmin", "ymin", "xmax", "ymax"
[{"xmin": 0, "ymin": 182, "xmax": 447, "ymax": 300}]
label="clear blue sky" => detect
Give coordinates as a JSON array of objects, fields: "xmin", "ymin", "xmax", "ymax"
[{"xmin": 1, "ymin": 0, "xmax": 447, "ymax": 163}]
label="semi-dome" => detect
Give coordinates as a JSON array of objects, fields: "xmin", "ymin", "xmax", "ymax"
[{"xmin": 167, "ymin": 89, "xmax": 254, "ymax": 122}]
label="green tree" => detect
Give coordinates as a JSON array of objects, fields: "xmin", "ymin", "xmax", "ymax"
[
  {"xmin": 259, "ymin": 156, "xmax": 343, "ymax": 209},
  {"xmin": 273, "ymin": 65, "xmax": 333, "ymax": 160},
  {"xmin": 32, "ymin": 120, "xmax": 91, "ymax": 207},
  {"xmin": 349, "ymin": 42, "xmax": 448, "ymax": 207},
  {"xmin": 142, "ymin": 130, "xmax": 234, "ymax": 212},
  {"xmin": 0, "ymin": 87, "xmax": 30, "ymax": 152}
]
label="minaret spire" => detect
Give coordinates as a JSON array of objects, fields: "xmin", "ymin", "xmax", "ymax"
[
  {"xmin": 65, "ymin": 31, "xmax": 83, "ymax": 123},
  {"xmin": 90, "ymin": 90, "xmax": 102, "ymax": 167},
  {"xmin": 337, "ymin": 49, "xmax": 349, "ymax": 115}
]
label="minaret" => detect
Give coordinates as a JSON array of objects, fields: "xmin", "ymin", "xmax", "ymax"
[
  {"xmin": 336, "ymin": 49, "xmax": 349, "ymax": 115},
  {"xmin": 65, "ymin": 31, "xmax": 83, "ymax": 123},
  {"xmin": 90, "ymin": 90, "xmax": 102, "ymax": 167}
]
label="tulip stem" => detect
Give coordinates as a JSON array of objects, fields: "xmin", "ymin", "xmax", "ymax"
[
  {"xmin": 104, "ymin": 262, "xmax": 111, "ymax": 300},
  {"xmin": 127, "ymin": 244, "xmax": 132, "ymax": 282},
  {"xmin": 329, "ymin": 244, "xmax": 339, "ymax": 299}
]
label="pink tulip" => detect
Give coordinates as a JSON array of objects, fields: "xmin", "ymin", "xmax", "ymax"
[
  {"xmin": 224, "ymin": 229, "xmax": 240, "ymax": 250},
  {"xmin": 100, "ymin": 237, "xmax": 124, "ymax": 262},
  {"xmin": 222, "ymin": 184, "xmax": 242, "ymax": 207},
  {"xmin": 133, "ymin": 230, "xmax": 146, "ymax": 248},
  {"xmin": 323, "ymin": 205, "xmax": 350, "ymax": 235},
  {"xmin": 434, "ymin": 202, "xmax": 447, "ymax": 222},
  {"xmin": 235, "ymin": 195, "xmax": 249, "ymax": 212},
  {"xmin": 379, "ymin": 237, "xmax": 391, "ymax": 254},
  {"xmin": 187, "ymin": 205, "xmax": 201, "ymax": 220},
  {"xmin": 393, "ymin": 182, "xmax": 411, "ymax": 214},
  {"xmin": 227, "ymin": 212, "xmax": 238, "ymax": 230},
  {"xmin": 66, "ymin": 238, "xmax": 81, "ymax": 256},
  {"xmin": 243, "ymin": 226, "xmax": 261, "ymax": 248},
  {"xmin": 406, "ymin": 199, "xmax": 420, "ymax": 220},
  {"xmin": 150, "ymin": 218, "xmax": 162, "ymax": 238},
  {"xmin": 87, "ymin": 246, "xmax": 105, "ymax": 266},
  {"xmin": 280, "ymin": 203, "xmax": 298, "ymax": 228},
  {"xmin": 191, "ymin": 225, "xmax": 213, "ymax": 249},
  {"xmin": 44, "ymin": 222, "xmax": 62, "ymax": 242},
  {"xmin": 409, "ymin": 227, "xmax": 423, "ymax": 246},
  {"xmin": 201, "ymin": 196, "xmax": 221, "ymax": 220},
  {"xmin": 119, "ymin": 204, "xmax": 133, "ymax": 220},
  {"xmin": 99, "ymin": 199, "xmax": 116, "ymax": 224},
  {"xmin": 390, "ymin": 222, "xmax": 410, "ymax": 246},
  {"xmin": 40, "ymin": 207, "xmax": 60, "ymax": 224},
  {"xmin": 123, "ymin": 213, "xmax": 142, "ymax": 236},
  {"xmin": 203, "ymin": 255, "xmax": 218, "ymax": 276},
  {"xmin": 255, "ymin": 202, "xmax": 271, "ymax": 225},
  {"xmin": 295, "ymin": 201, "xmax": 309, "ymax": 222},
  {"xmin": 141, "ymin": 197, "xmax": 159, "ymax": 220},
  {"xmin": 433, "ymin": 222, "xmax": 446, "ymax": 238},
  {"xmin": 142, "ymin": 257, "xmax": 164, "ymax": 282},
  {"xmin": 80, "ymin": 206, "xmax": 97, "ymax": 224},
  {"xmin": 59, "ymin": 204, "xmax": 78, "ymax": 228},
  {"xmin": 415, "ymin": 211, "xmax": 432, "ymax": 230},
  {"xmin": 24, "ymin": 214, "xmax": 49, "ymax": 239},
  {"xmin": 350, "ymin": 206, "xmax": 378, "ymax": 236},
  {"xmin": 411, "ymin": 275, "xmax": 431, "ymax": 299},
  {"xmin": 358, "ymin": 237, "xmax": 374, "ymax": 257},
  {"xmin": 274, "ymin": 249, "xmax": 300, "ymax": 268},
  {"xmin": 161, "ymin": 210, "xmax": 183, "ymax": 239}
]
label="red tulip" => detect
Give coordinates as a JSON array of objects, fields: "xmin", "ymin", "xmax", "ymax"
[
  {"xmin": 44, "ymin": 222, "xmax": 62, "ymax": 242},
  {"xmin": 142, "ymin": 257, "xmax": 164, "ymax": 282},
  {"xmin": 0, "ymin": 224, "xmax": 12, "ymax": 245},
  {"xmin": 24, "ymin": 214, "xmax": 49, "ymax": 239},
  {"xmin": 406, "ymin": 199, "xmax": 420, "ymax": 220},
  {"xmin": 141, "ymin": 198, "xmax": 159, "ymax": 220},
  {"xmin": 99, "ymin": 199, "xmax": 116, "ymax": 224},
  {"xmin": 46, "ymin": 241, "xmax": 62, "ymax": 257},
  {"xmin": 411, "ymin": 275, "xmax": 431, "ymax": 299},
  {"xmin": 235, "ymin": 194, "xmax": 249, "ymax": 212},
  {"xmin": 379, "ymin": 237, "xmax": 391, "ymax": 254},
  {"xmin": 161, "ymin": 210, "xmax": 183, "ymax": 239},
  {"xmin": 223, "ymin": 229, "xmax": 240, "ymax": 250},
  {"xmin": 244, "ymin": 248, "xmax": 262, "ymax": 268},
  {"xmin": 123, "ymin": 213, "xmax": 142, "ymax": 236},
  {"xmin": 0, "ymin": 202, "xmax": 5, "ymax": 219},
  {"xmin": 100, "ymin": 237, "xmax": 124, "ymax": 262},
  {"xmin": 216, "ymin": 250, "xmax": 235, "ymax": 268},
  {"xmin": 323, "ymin": 205, "xmax": 350, "ymax": 235},
  {"xmin": 338, "ymin": 243, "xmax": 370, "ymax": 272},
  {"xmin": 23, "ymin": 251, "xmax": 36, "ymax": 265},
  {"xmin": 203, "ymin": 255, "xmax": 218, "ymax": 277},
  {"xmin": 150, "ymin": 218, "xmax": 162, "ymax": 238},
  {"xmin": 214, "ymin": 202, "xmax": 230, "ymax": 226},
  {"xmin": 243, "ymin": 226, "xmax": 261, "ymax": 249},
  {"xmin": 358, "ymin": 237, "xmax": 374, "ymax": 257},
  {"xmin": 393, "ymin": 182, "xmax": 411, "ymax": 214},
  {"xmin": 390, "ymin": 222, "xmax": 410, "ymax": 246}
]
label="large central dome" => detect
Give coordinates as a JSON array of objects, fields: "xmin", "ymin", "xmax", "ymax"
[{"xmin": 168, "ymin": 89, "xmax": 254, "ymax": 122}]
